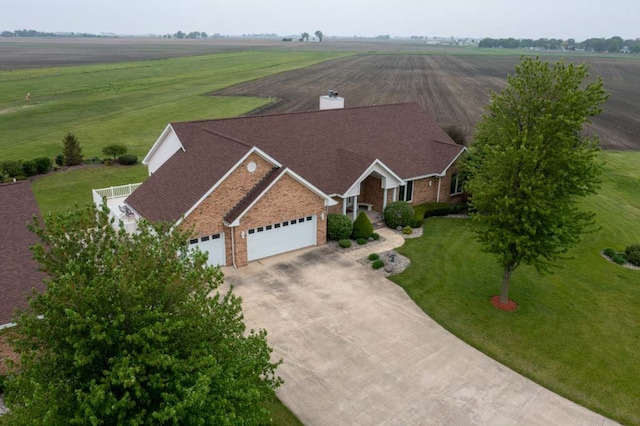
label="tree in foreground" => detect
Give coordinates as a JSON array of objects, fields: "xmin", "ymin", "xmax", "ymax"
[
  {"xmin": 62, "ymin": 132, "xmax": 83, "ymax": 166},
  {"xmin": 102, "ymin": 143, "xmax": 128, "ymax": 160},
  {"xmin": 463, "ymin": 57, "xmax": 607, "ymax": 308},
  {"xmin": 6, "ymin": 204, "xmax": 282, "ymax": 425}
]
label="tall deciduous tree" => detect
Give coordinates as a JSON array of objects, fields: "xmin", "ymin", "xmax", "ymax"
[
  {"xmin": 463, "ymin": 57, "xmax": 607, "ymax": 306},
  {"xmin": 6, "ymin": 204, "xmax": 282, "ymax": 425},
  {"xmin": 314, "ymin": 30, "xmax": 324, "ymax": 41},
  {"xmin": 62, "ymin": 132, "xmax": 83, "ymax": 166},
  {"xmin": 301, "ymin": 32, "xmax": 309, "ymax": 41}
]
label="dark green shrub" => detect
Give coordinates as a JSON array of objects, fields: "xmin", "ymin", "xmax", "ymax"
[
  {"xmin": 371, "ymin": 233, "xmax": 380, "ymax": 241},
  {"xmin": 356, "ymin": 238, "xmax": 368, "ymax": 245},
  {"xmin": 372, "ymin": 260, "xmax": 385, "ymax": 270},
  {"xmin": 338, "ymin": 239, "xmax": 352, "ymax": 249},
  {"xmin": 612, "ymin": 254, "xmax": 626, "ymax": 265},
  {"xmin": 55, "ymin": 153, "xmax": 64, "ymax": 166},
  {"xmin": 451, "ymin": 202, "xmax": 469, "ymax": 214},
  {"xmin": 383, "ymin": 201, "xmax": 415, "ymax": 229},
  {"xmin": 21, "ymin": 159, "xmax": 38, "ymax": 177},
  {"xmin": 624, "ymin": 244, "xmax": 640, "ymax": 266},
  {"xmin": 423, "ymin": 202, "xmax": 451, "ymax": 218},
  {"xmin": 85, "ymin": 157, "xmax": 101, "ymax": 165},
  {"xmin": 118, "ymin": 154, "xmax": 138, "ymax": 165},
  {"xmin": 352, "ymin": 211, "xmax": 374, "ymax": 239},
  {"xmin": 368, "ymin": 253, "xmax": 379, "ymax": 261},
  {"xmin": 603, "ymin": 248, "xmax": 617, "ymax": 258},
  {"xmin": 1, "ymin": 160, "xmax": 22, "ymax": 177},
  {"xmin": 328, "ymin": 214, "xmax": 353, "ymax": 240},
  {"xmin": 33, "ymin": 156, "xmax": 52, "ymax": 174}
]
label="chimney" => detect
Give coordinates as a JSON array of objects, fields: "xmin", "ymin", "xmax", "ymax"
[{"xmin": 319, "ymin": 89, "xmax": 344, "ymax": 110}]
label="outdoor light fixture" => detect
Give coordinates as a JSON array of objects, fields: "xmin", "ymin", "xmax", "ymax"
[
  {"xmin": 241, "ymin": 231, "xmax": 245, "ymax": 239},
  {"xmin": 321, "ymin": 213, "xmax": 325, "ymax": 220}
]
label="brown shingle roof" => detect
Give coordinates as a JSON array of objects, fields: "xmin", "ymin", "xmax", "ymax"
[
  {"xmin": 126, "ymin": 126, "xmax": 253, "ymax": 223},
  {"xmin": 128, "ymin": 103, "xmax": 464, "ymax": 223},
  {"xmin": 0, "ymin": 182, "xmax": 46, "ymax": 325},
  {"xmin": 190, "ymin": 103, "xmax": 463, "ymax": 193}
]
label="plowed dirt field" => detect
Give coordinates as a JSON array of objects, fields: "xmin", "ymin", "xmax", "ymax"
[{"xmin": 216, "ymin": 54, "xmax": 640, "ymax": 150}]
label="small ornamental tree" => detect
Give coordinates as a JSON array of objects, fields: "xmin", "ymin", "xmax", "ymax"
[
  {"xmin": 463, "ymin": 56, "xmax": 608, "ymax": 307},
  {"xmin": 352, "ymin": 211, "xmax": 374, "ymax": 240},
  {"xmin": 102, "ymin": 144, "xmax": 128, "ymax": 160},
  {"xmin": 5, "ymin": 204, "xmax": 282, "ymax": 425},
  {"xmin": 62, "ymin": 132, "xmax": 83, "ymax": 166}
]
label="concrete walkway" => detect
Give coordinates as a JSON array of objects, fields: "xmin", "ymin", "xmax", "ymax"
[{"xmin": 222, "ymin": 229, "xmax": 616, "ymax": 425}]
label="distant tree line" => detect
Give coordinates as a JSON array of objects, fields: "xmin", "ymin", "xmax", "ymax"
[
  {"xmin": 1, "ymin": 29, "xmax": 103, "ymax": 38},
  {"xmin": 169, "ymin": 31, "xmax": 210, "ymax": 39},
  {"xmin": 479, "ymin": 36, "xmax": 640, "ymax": 53}
]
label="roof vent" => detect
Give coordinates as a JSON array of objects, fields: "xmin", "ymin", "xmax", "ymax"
[{"xmin": 320, "ymin": 89, "xmax": 344, "ymax": 110}]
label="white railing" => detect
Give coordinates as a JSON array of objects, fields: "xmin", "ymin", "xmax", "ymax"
[
  {"xmin": 92, "ymin": 183, "xmax": 142, "ymax": 235},
  {"xmin": 92, "ymin": 183, "xmax": 142, "ymax": 202}
]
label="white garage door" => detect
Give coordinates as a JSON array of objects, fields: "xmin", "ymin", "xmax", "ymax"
[
  {"xmin": 188, "ymin": 233, "xmax": 226, "ymax": 266},
  {"xmin": 247, "ymin": 215, "xmax": 317, "ymax": 261}
]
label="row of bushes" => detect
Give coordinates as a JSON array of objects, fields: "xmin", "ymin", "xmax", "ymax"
[
  {"xmin": 337, "ymin": 233, "xmax": 381, "ymax": 249},
  {"xmin": 328, "ymin": 201, "xmax": 469, "ymax": 239},
  {"xmin": 383, "ymin": 201, "xmax": 465, "ymax": 229},
  {"xmin": 604, "ymin": 245, "xmax": 640, "ymax": 266},
  {"xmin": 1, "ymin": 157, "xmax": 53, "ymax": 181},
  {"xmin": 1, "ymin": 154, "xmax": 138, "ymax": 182}
]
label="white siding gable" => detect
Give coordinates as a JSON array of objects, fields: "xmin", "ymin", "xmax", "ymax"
[{"xmin": 143, "ymin": 125, "xmax": 184, "ymax": 175}]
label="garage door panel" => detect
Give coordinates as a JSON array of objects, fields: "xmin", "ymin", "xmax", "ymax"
[
  {"xmin": 189, "ymin": 233, "xmax": 225, "ymax": 266},
  {"xmin": 248, "ymin": 216, "xmax": 316, "ymax": 261}
]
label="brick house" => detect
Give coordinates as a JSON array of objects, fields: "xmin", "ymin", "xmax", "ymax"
[{"xmin": 93, "ymin": 100, "xmax": 465, "ymax": 268}]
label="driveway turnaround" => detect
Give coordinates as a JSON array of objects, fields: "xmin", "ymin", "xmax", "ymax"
[{"xmin": 222, "ymin": 229, "xmax": 616, "ymax": 426}]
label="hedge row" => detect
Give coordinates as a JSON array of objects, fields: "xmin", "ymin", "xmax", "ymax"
[{"xmin": 1, "ymin": 157, "xmax": 52, "ymax": 181}]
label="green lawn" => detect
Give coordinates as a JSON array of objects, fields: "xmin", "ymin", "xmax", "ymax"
[
  {"xmin": 0, "ymin": 50, "xmax": 350, "ymax": 161},
  {"xmin": 391, "ymin": 151, "xmax": 640, "ymax": 425},
  {"xmin": 32, "ymin": 164, "xmax": 148, "ymax": 215}
]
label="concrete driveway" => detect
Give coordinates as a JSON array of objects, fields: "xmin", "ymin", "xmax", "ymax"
[{"xmin": 222, "ymin": 229, "xmax": 616, "ymax": 426}]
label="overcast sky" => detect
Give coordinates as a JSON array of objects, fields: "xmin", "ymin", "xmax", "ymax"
[{"xmin": 2, "ymin": 0, "xmax": 638, "ymax": 41}]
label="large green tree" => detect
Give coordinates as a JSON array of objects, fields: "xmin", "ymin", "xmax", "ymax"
[
  {"xmin": 464, "ymin": 57, "xmax": 607, "ymax": 306},
  {"xmin": 6, "ymin": 204, "xmax": 282, "ymax": 425}
]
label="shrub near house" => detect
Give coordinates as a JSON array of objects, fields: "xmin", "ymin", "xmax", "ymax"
[{"xmin": 352, "ymin": 212, "xmax": 374, "ymax": 240}]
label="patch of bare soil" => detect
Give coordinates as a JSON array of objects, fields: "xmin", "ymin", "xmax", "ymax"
[{"xmin": 215, "ymin": 54, "xmax": 640, "ymax": 151}]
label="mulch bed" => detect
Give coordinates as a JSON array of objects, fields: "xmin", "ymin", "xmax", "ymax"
[{"xmin": 491, "ymin": 296, "xmax": 518, "ymax": 312}]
